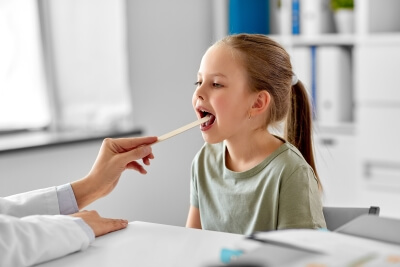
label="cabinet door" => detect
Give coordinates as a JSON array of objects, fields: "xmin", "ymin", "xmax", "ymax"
[
  {"xmin": 355, "ymin": 41, "xmax": 400, "ymax": 219},
  {"xmin": 356, "ymin": 107, "xmax": 400, "ymax": 219},
  {"xmin": 313, "ymin": 131, "xmax": 357, "ymax": 206},
  {"xmin": 355, "ymin": 44, "xmax": 400, "ymax": 103},
  {"xmin": 357, "ymin": 106, "xmax": 400, "ymax": 187}
]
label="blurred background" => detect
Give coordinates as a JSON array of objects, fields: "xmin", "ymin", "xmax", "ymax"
[{"xmin": 0, "ymin": 0, "xmax": 399, "ymax": 226}]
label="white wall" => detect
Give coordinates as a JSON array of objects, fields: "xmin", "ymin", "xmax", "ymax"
[
  {"xmin": 0, "ymin": 0, "xmax": 214, "ymax": 227},
  {"xmin": 125, "ymin": 0, "xmax": 214, "ymax": 225}
]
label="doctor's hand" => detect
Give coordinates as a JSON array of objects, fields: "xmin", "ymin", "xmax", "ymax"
[
  {"xmin": 71, "ymin": 136, "xmax": 158, "ymax": 209},
  {"xmin": 71, "ymin": 210, "xmax": 128, "ymax": 237}
]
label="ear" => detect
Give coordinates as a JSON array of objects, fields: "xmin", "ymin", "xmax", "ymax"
[{"xmin": 249, "ymin": 91, "xmax": 270, "ymax": 117}]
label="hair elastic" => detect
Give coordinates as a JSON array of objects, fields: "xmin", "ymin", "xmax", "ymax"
[{"xmin": 291, "ymin": 74, "xmax": 298, "ymax": 86}]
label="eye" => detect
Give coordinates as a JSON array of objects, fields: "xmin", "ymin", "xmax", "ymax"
[
  {"xmin": 194, "ymin": 81, "xmax": 202, "ymax": 87},
  {"xmin": 213, "ymin": 83, "xmax": 223, "ymax": 88}
]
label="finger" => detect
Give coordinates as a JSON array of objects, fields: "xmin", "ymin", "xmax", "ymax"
[
  {"xmin": 122, "ymin": 145, "xmax": 153, "ymax": 163},
  {"xmin": 98, "ymin": 219, "xmax": 128, "ymax": 237},
  {"xmin": 126, "ymin": 161, "xmax": 147, "ymax": 174},
  {"xmin": 110, "ymin": 219, "xmax": 128, "ymax": 231},
  {"xmin": 115, "ymin": 136, "xmax": 158, "ymax": 151},
  {"xmin": 143, "ymin": 156, "xmax": 152, "ymax": 165}
]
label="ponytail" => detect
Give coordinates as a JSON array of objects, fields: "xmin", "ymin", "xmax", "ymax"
[{"xmin": 285, "ymin": 80, "xmax": 322, "ymax": 191}]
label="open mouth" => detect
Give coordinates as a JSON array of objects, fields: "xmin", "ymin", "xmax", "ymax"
[{"xmin": 198, "ymin": 109, "xmax": 216, "ymax": 128}]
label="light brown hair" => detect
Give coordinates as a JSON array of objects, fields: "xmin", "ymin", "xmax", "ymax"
[{"xmin": 217, "ymin": 34, "xmax": 321, "ymax": 190}]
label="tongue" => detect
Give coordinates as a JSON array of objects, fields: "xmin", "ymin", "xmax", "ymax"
[{"xmin": 203, "ymin": 114, "xmax": 215, "ymax": 127}]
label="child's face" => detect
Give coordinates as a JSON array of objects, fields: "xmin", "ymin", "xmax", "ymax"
[{"xmin": 192, "ymin": 44, "xmax": 256, "ymax": 144}]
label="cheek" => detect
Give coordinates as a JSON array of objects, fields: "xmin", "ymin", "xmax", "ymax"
[
  {"xmin": 212, "ymin": 96, "xmax": 230, "ymax": 116},
  {"xmin": 214, "ymin": 93, "xmax": 250, "ymax": 120}
]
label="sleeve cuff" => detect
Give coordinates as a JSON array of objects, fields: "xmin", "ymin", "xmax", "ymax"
[
  {"xmin": 70, "ymin": 217, "xmax": 96, "ymax": 242},
  {"xmin": 56, "ymin": 183, "xmax": 79, "ymax": 215}
]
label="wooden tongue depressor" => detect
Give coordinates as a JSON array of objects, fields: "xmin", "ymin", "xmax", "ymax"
[{"xmin": 156, "ymin": 116, "xmax": 210, "ymax": 143}]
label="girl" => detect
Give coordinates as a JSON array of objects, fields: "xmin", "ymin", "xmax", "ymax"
[{"xmin": 186, "ymin": 34, "xmax": 326, "ymax": 235}]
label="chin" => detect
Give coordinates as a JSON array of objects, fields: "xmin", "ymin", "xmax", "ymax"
[{"xmin": 202, "ymin": 133, "xmax": 223, "ymax": 144}]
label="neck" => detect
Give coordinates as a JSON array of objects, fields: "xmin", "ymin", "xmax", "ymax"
[{"xmin": 225, "ymin": 129, "xmax": 283, "ymax": 172}]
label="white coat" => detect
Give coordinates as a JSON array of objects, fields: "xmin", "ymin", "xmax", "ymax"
[{"xmin": 0, "ymin": 187, "xmax": 91, "ymax": 267}]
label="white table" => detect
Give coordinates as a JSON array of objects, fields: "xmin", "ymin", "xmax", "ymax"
[
  {"xmin": 36, "ymin": 221, "xmax": 244, "ymax": 267},
  {"xmin": 35, "ymin": 216, "xmax": 400, "ymax": 267}
]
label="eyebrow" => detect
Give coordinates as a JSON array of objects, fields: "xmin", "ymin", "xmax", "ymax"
[{"xmin": 197, "ymin": 72, "xmax": 227, "ymax": 78}]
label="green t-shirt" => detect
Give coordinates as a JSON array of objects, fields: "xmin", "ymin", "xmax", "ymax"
[{"xmin": 190, "ymin": 139, "xmax": 326, "ymax": 235}]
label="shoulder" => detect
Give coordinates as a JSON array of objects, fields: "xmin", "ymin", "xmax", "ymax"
[
  {"xmin": 271, "ymin": 141, "xmax": 307, "ymax": 167},
  {"xmin": 271, "ymin": 141, "xmax": 317, "ymax": 183}
]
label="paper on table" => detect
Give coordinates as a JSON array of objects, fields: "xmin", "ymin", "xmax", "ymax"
[
  {"xmin": 247, "ymin": 229, "xmax": 400, "ymax": 266},
  {"xmin": 156, "ymin": 116, "xmax": 210, "ymax": 144}
]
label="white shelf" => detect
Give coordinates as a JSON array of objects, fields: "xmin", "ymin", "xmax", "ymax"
[
  {"xmin": 270, "ymin": 32, "xmax": 400, "ymax": 47},
  {"xmin": 356, "ymin": 33, "xmax": 400, "ymax": 45},
  {"xmin": 293, "ymin": 34, "xmax": 356, "ymax": 46},
  {"xmin": 270, "ymin": 34, "xmax": 356, "ymax": 46},
  {"xmin": 270, "ymin": 33, "xmax": 357, "ymax": 46}
]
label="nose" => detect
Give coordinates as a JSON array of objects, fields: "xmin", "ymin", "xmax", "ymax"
[
  {"xmin": 192, "ymin": 92, "xmax": 203, "ymax": 108},
  {"xmin": 192, "ymin": 87, "xmax": 204, "ymax": 109},
  {"xmin": 193, "ymin": 84, "xmax": 205, "ymax": 101}
]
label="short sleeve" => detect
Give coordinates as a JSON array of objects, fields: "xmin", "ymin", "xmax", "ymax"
[{"xmin": 277, "ymin": 165, "xmax": 326, "ymax": 230}]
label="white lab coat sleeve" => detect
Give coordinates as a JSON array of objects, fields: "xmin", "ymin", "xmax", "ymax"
[
  {"xmin": 0, "ymin": 187, "xmax": 60, "ymax": 217},
  {"xmin": 0, "ymin": 214, "xmax": 92, "ymax": 267}
]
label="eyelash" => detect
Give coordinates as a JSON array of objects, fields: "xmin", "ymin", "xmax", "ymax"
[
  {"xmin": 213, "ymin": 83, "xmax": 223, "ymax": 88},
  {"xmin": 194, "ymin": 81, "xmax": 223, "ymax": 88}
]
